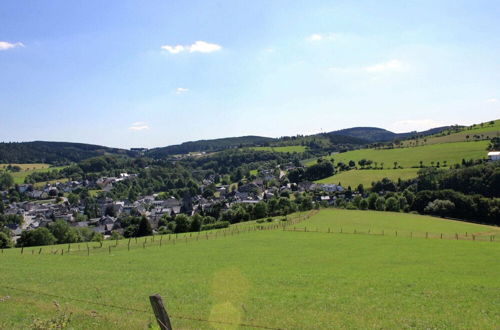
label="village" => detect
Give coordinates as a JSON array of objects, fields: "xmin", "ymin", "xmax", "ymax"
[{"xmin": 1, "ymin": 166, "xmax": 346, "ymax": 243}]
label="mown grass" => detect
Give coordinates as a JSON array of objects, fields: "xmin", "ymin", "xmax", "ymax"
[
  {"xmin": 316, "ymin": 168, "xmax": 420, "ymax": 187},
  {"xmin": 293, "ymin": 209, "xmax": 500, "ymax": 240},
  {"xmin": 0, "ymin": 210, "xmax": 499, "ymax": 329},
  {"xmin": 251, "ymin": 145, "xmax": 306, "ymax": 153},
  {"xmin": 308, "ymin": 141, "xmax": 489, "ymax": 168},
  {"xmin": 0, "ymin": 163, "xmax": 67, "ymax": 184}
]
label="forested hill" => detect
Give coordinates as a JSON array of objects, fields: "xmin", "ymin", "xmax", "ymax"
[
  {"xmin": 0, "ymin": 141, "xmax": 131, "ymax": 164},
  {"xmin": 329, "ymin": 126, "xmax": 452, "ymax": 143},
  {"xmin": 146, "ymin": 135, "xmax": 275, "ymax": 157}
]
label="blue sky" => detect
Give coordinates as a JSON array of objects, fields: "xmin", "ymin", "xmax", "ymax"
[{"xmin": 1, "ymin": 0, "xmax": 499, "ymax": 148}]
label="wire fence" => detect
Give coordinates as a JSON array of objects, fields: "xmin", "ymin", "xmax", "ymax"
[
  {"xmin": 0, "ymin": 284, "xmax": 283, "ymax": 330},
  {"xmin": 1, "ymin": 210, "xmax": 316, "ymax": 257},
  {"xmin": 285, "ymin": 226, "xmax": 498, "ymax": 242}
]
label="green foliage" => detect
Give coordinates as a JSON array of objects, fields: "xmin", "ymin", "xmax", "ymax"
[
  {"xmin": 0, "ymin": 171, "xmax": 14, "ymax": 190},
  {"xmin": 200, "ymin": 221, "xmax": 230, "ymax": 231},
  {"xmin": 137, "ymin": 216, "xmax": 153, "ymax": 237},
  {"xmin": 424, "ymin": 199, "xmax": 456, "ymax": 217},
  {"xmin": 0, "ymin": 232, "xmax": 12, "ymax": 248},
  {"xmin": 16, "ymin": 227, "xmax": 57, "ymax": 247}
]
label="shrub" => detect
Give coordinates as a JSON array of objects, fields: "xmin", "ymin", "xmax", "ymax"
[{"xmin": 200, "ymin": 221, "xmax": 230, "ymax": 231}]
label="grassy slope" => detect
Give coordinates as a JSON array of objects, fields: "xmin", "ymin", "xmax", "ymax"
[
  {"xmin": 0, "ymin": 163, "xmax": 67, "ymax": 184},
  {"xmin": 251, "ymin": 145, "xmax": 306, "ymax": 153},
  {"xmin": 0, "ymin": 210, "xmax": 499, "ymax": 329},
  {"xmin": 309, "ymin": 140, "xmax": 489, "ymax": 168},
  {"xmin": 316, "ymin": 168, "xmax": 420, "ymax": 187},
  {"xmin": 402, "ymin": 120, "xmax": 500, "ymax": 146},
  {"xmin": 293, "ymin": 209, "xmax": 500, "ymax": 239}
]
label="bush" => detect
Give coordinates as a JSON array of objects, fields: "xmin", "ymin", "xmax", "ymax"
[
  {"xmin": 0, "ymin": 232, "xmax": 12, "ymax": 248},
  {"xmin": 385, "ymin": 197, "xmax": 400, "ymax": 212},
  {"xmin": 16, "ymin": 228, "xmax": 57, "ymax": 247},
  {"xmin": 200, "ymin": 221, "xmax": 230, "ymax": 231},
  {"xmin": 424, "ymin": 199, "xmax": 455, "ymax": 217}
]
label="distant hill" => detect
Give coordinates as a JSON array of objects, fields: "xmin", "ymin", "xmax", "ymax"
[
  {"xmin": 0, "ymin": 141, "xmax": 130, "ymax": 164},
  {"xmin": 329, "ymin": 126, "xmax": 452, "ymax": 143},
  {"xmin": 146, "ymin": 136, "xmax": 275, "ymax": 158}
]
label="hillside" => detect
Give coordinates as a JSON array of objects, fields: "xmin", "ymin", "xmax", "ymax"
[
  {"xmin": 0, "ymin": 141, "xmax": 131, "ymax": 164},
  {"xmin": 330, "ymin": 126, "xmax": 452, "ymax": 143},
  {"xmin": 146, "ymin": 135, "xmax": 275, "ymax": 158},
  {"xmin": 0, "ymin": 210, "xmax": 498, "ymax": 329}
]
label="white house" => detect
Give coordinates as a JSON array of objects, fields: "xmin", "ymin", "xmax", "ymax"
[{"xmin": 487, "ymin": 151, "xmax": 500, "ymax": 161}]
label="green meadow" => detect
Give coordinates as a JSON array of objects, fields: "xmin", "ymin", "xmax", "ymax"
[
  {"xmin": 316, "ymin": 168, "xmax": 420, "ymax": 188},
  {"xmin": 308, "ymin": 140, "xmax": 489, "ymax": 168},
  {"xmin": 0, "ymin": 163, "xmax": 66, "ymax": 185},
  {"xmin": 402, "ymin": 120, "xmax": 500, "ymax": 146},
  {"xmin": 1, "ymin": 210, "xmax": 499, "ymax": 329}
]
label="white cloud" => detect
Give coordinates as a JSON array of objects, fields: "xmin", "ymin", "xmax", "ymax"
[
  {"xmin": 391, "ymin": 119, "xmax": 443, "ymax": 133},
  {"xmin": 307, "ymin": 33, "xmax": 340, "ymax": 42},
  {"xmin": 328, "ymin": 59, "xmax": 409, "ymax": 75},
  {"xmin": 161, "ymin": 45, "xmax": 185, "ymax": 54},
  {"xmin": 364, "ymin": 59, "xmax": 407, "ymax": 73},
  {"xmin": 129, "ymin": 122, "xmax": 149, "ymax": 131},
  {"xmin": 485, "ymin": 98, "xmax": 498, "ymax": 103},
  {"xmin": 0, "ymin": 41, "xmax": 24, "ymax": 51},
  {"xmin": 161, "ymin": 41, "xmax": 222, "ymax": 54},
  {"xmin": 175, "ymin": 87, "xmax": 189, "ymax": 94},
  {"xmin": 187, "ymin": 41, "xmax": 221, "ymax": 53}
]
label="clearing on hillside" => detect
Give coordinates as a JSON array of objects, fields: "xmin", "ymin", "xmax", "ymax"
[
  {"xmin": 316, "ymin": 168, "xmax": 420, "ymax": 187},
  {"xmin": 308, "ymin": 140, "xmax": 489, "ymax": 168}
]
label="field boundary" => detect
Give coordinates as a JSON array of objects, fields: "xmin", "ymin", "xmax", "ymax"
[
  {"xmin": 1, "ymin": 211, "xmax": 316, "ymax": 257},
  {"xmin": 284, "ymin": 226, "xmax": 498, "ymax": 243}
]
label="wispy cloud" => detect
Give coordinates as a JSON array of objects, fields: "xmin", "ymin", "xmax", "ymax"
[
  {"xmin": 364, "ymin": 59, "xmax": 407, "ymax": 73},
  {"xmin": 307, "ymin": 33, "xmax": 340, "ymax": 42},
  {"xmin": 129, "ymin": 122, "xmax": 149, "ymax": 131},
  {"xmin": 161, "ymin": 41, "xmax": 222, "ymax": 54},
  {"xmin": 391, "ymin": 119, "xmax": 443, "ymax": 133},
  {"xmin": 485, "ymin": 98, "xmax": 498, "ymax": 103},
  {"xmin": 0, "ymin": 41, "xmax": 24, "ymax": 51},
  {"xmin": 175, "ymin": 87, "xmax": 189, "ymax": 94},
  {"xmin": 328, "ymin": 59, "xmax": 409, "ymax": 74}
]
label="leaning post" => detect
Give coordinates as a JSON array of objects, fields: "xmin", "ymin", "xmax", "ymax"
[{"xmin": 149, "ymin": 294, "xmax": 173, "ymax": 330}]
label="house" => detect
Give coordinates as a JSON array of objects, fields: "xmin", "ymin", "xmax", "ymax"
[{"xmin": 487, "ymin": 151, "xmax": 500, "ymax": 161}]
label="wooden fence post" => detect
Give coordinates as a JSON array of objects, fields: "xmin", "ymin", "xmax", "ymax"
[{"xmin": 149, "ymin": 294, "xmax": 173, "ymax": 330}]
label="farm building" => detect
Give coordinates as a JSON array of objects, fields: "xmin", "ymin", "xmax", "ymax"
[{"xmin": 487, "ymin": 151, "xmax": 500, "ymax": 161}]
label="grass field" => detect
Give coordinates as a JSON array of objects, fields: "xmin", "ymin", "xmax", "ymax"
[
  {"xmin": 251, "ymin": 145, "xmax": 306, "ymax": 153},
  {"xmin": 0, "ymin": 163, "xmax": 66, "ymax": 184},
  {"xmin": 402, "ymin": 120, "xmax": 499, "ymax": 146},
  {"xmin": 293, "ymin": 209, "xmax": 500, "ymax": 239},
  {"xmin": 307, "ymin": 141, "xmax": 489, "ymax": 168},
  {"xmin": 316, "ymin": 168, "xmax": 420, "ymax": 187},
  {"xmin": 0, "ymin": 210, "xmax": 499, "ymax": 329}
]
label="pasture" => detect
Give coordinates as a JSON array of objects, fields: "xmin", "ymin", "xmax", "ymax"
[
  {"xmin": 0, "ymin": 163, "xmax": 66, "ymax": 184},
  {"xmin": 401, "ymin": 120, "xmax": 499, "ymax": 146},
  {"xmin": 0, "ymin": 210, "xmax": 499, "ymax": 329},
  {"xmin": 308, "ymin": 141, "xmax": 489, "ymax": 168},
  {"xmin": 316, "ymin": 168, "xmax": 420, "ymax": 187}
]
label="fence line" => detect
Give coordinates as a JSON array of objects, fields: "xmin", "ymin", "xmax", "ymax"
[
  {"xmin": 0, "ymin": 284, "xmax": 283, "ymax": 330},
  {"xmin": 284, "ymin": 226, "xmax": 497, "ymax": 243},
  {"xmin": 1, "ymin": 211, "xmax": 316, "ymax": 257}
]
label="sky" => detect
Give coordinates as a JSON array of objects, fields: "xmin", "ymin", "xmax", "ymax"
[{"xmin": 1, "ymin": 0, "xmax": 500, "ymax": 149}]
